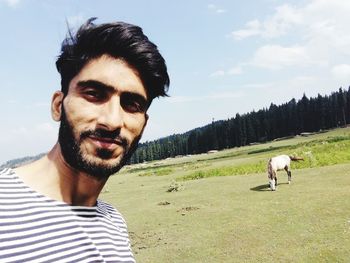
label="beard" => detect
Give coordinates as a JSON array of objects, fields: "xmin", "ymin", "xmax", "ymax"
[{"xmin": 58, "ymin": 106, "xmax": 141, "ymax": 180}]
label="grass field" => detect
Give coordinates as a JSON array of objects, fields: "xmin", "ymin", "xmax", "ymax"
[{"xmin": 101, "ymin": 127, "xmax": 350, "ymax": 262}]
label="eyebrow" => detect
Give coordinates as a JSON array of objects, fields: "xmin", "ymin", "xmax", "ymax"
[
  {"xmin": 77, "ymin": 80, "xmax": 148, "ymax": 101},
  {"xmin": 77, "ymin": 80, "xmax": 115, "ymax": 93},
  {"xmin": 77, "ymin": 80, "xmax": 150, "ymax": 108}
]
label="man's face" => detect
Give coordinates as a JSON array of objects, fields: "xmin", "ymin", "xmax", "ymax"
[{"xmin": 54, "ymin": 55, "xmax": 148, "ymax": 179}]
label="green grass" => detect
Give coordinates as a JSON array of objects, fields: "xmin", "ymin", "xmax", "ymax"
[
  {"xmin": 180, "ymin": 160, "xmax": 266, "ymax": 180},
  {"xmin": 101, "ymin": 127, "xmax": 350, "ymax": 262},
  {"xmin": 179, "ymin": 134, "xmax": 350, "ymax": 181},
  {"xmin": 138, "ymin": 168, "xmax": 174, "ymax": 177}
]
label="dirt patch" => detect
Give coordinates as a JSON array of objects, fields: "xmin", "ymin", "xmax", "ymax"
[
  {"xmin": 129, "ymin": 231, "xmax": 167, "ymax": 254},
  {"xmin": 167, "ymin": 181, "xmax": 183, "ymax": 192},
  {"xmin": 158, "ymin": 201, "xmax": 171, "ymax": 206},
  {"xmin": 177, "ymin": 206, "xmax": 200, "ymax": 212}
]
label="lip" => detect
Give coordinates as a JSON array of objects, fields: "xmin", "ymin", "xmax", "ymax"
[{"xmin": 88, "ymin": 136, "xmax": 123, "ymax": 149}]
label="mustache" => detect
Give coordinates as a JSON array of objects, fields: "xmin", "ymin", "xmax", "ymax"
[{"xmin": 80, "ymin": 129, "xmax": 128, "ymax": 148}]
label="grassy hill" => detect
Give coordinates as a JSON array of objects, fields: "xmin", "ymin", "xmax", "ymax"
[
  {"xmin": 0, "ymin": 153, "xmax": 45, "ymax": 170},
  {"xmin": 101, "ymin": 127, "xmax": 350, "ymax": 262}
]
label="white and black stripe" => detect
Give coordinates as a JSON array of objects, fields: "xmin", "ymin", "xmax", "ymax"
[{"xmin": 0, "ymin": 168, "xmax": 135, "ymax": 263}]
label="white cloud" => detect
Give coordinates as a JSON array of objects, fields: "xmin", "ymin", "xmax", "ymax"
[
  {"xmin": 230, "ymin": 4, "xmax": 301, "ymax": 40},
  {"xmin": 262, "ymin": 4, "xmax": 302, "ymax": 38},
  {"xmin": 331, "ymin": 64, "xmax": 350, "ymax": 84},
  {"xmin": 216, "ymin": 9, "xmax": 227, "ymax": 14},
  {"xmin": 210, "ymin": 66, "xmax": 242, "ymax": 78},
  {"xmin": 1, "ymin": 0, "xmax": 20, "ymax": 8},
  {"xmin": 228, "ymin": 66, "xmax": 243, "ymax": 75},
  {"xmin": 251, "ymin": 44, "xmax": 310, "ymax": 70},
  {"xmin": 296, "ymin": 1, "xmax": 350, "ymax": 57},
  {"xmin": 209, "ymin": 70, "xmax": 225, "ymax": 77},
  {"xmin": 208, "ymin": 4, "xmax": 227, "ymax": 14},
  {"xmin": 229, "ymin": 0, "xmax": 350, "ymax": 71},
  {"xmin": 231, "ymin": 19, "xmax": 261, "ymax": 40}
]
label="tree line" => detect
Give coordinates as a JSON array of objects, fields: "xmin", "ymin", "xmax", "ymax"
[{"xmin": 129, "ymin": 87, "xmax": 350, "ymax": 164}]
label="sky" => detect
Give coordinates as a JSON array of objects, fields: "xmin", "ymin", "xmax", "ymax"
[{"xmin": 1, "ymin": 0, "xmax": 350, "ymax": 164}]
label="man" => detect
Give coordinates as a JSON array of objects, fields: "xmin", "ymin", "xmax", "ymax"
[{"xmin": 0, "ymin": 18, "xmax": 169, "ymax": 262}]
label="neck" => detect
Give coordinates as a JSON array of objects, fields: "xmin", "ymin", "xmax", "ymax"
[{"xmin": 15, "ymin": 143, "xmax": 108, "ymax": 207}]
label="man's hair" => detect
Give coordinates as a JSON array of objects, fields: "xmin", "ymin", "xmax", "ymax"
[{"xmin": 56, "ymin": 17, "xmax": 169, "ymax": 102}]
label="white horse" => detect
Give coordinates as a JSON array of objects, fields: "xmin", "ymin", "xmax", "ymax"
[{"xmin": 267, "ymin": 154, "xmax": 303, "ymax": 191}]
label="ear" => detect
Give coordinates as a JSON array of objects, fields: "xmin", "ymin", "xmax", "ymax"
[{"xmin": 51, "ymin": 91, "xmax": 64, "ymax": 121}]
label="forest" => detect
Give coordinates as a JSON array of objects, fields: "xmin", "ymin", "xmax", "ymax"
[
  {"xmin": 129, "ymin": 87, "xmax": 350, "ymax": 164},
  {"xmin": 2, "ymin": 87, "xmax": 350, "ymax": 169}
]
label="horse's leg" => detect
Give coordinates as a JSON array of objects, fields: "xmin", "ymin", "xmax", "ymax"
[
  {"xmin": 269, "ymin": 171, "xmax": 276, "ymax": 191},
  {"xmin": 268, "ymin": 161, "xmax": 275, "ymax": 191},
  {"xmin": 268, "ymin": 173, "xmax": 274, "ymax": 191},
  {"xmin": 275, "ymin": 175, "xmax": 278, "ymax": 187},
  {"xmin": 285, "ymin": 165, "xmax": 291, "ymax": 184},
  {"xmin": 288, "ymin": 170, "xmax": 291, "ymax": 184}
]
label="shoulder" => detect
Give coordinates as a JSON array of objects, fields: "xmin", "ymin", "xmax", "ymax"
[
  {"xmin": 0, "ymin": 168, "xmax": 17, "ymax": 188},
  {"xmin": 0, "ymin": 167, "xmax": 13, "ymax": 175},
  {"xmin": 96, "ymin": 199, "xmax": 129, "ymax": 233},
  {"xmin": 97, "ymin": 200, "xmax": 127, "ymax": 222},
  {"xmin": 97, "ymin": 199, "xmax": 118, "ymax": 213},
  {"xmin": 0, "ymin": 168, "xmax": 16, "ymax": 179}
]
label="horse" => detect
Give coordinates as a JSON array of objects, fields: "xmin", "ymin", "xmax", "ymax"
[{"xmin": 267, "ymin": 154, "xmax": 303, "ymax": 191}]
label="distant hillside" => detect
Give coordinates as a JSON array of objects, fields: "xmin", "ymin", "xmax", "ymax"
[{"xmin": 0, "ymin": 153, "xmax": 45, "ymax": 170}]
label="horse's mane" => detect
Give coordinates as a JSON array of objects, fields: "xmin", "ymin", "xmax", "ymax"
[{"xmin": 267, "ymin": 158, "xmax": 273, "ymax": 178}]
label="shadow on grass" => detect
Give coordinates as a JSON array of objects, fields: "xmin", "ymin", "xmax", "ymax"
[
  {"xmin": 250, "ymin": 182, "xmax": 289, "ymax": 191},
  {"xmin": 250, "ymin": 184, "xmax": 270, "ymax": 191}
]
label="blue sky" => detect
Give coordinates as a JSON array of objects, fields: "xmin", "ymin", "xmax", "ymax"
[{"xmin": 1, "ymin": 0, "xmax": 350, "ymax": 164}]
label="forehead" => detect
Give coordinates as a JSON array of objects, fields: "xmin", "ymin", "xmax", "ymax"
[{"xmin": 69, "ymin": 54, "xmax": 147, "ymax": 98}]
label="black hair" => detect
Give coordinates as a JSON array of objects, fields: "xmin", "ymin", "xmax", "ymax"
[{"xmin": 56, "ymin": 18, "xmax": 169, "ymax": 102}]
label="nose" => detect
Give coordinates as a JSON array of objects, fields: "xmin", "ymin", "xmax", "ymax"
[{"xmin": 97, "ymin": 96, "xmax": 124, "ymax": 131}]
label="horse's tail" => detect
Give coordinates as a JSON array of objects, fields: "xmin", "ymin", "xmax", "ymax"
[{"xmin": 289, "ymin": 155, "xmax": 304, "ymax": 161}]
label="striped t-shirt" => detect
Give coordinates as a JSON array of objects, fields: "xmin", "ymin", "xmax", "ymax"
[{"xmin": 0, "ymin": 168, "xmax": 135, "ymax": 263}]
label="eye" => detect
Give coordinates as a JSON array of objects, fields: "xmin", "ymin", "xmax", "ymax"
[
  {"xmin": 121, "ymin": 93, "xmax": 147, "ymax": 113},
  {"xmin": 83, "ymin": 88, "xmax": 107, "ymax": 102}
]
